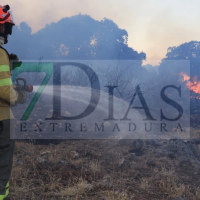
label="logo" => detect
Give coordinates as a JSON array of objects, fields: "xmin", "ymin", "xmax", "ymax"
[{"xmin": 11, "ymin": 60, "xmax": 190, "ymax": 140}]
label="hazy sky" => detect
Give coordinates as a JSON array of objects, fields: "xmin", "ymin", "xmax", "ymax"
[{"xmin": 2, "ymin": 0, "xmax": 200, "ymax": 65}]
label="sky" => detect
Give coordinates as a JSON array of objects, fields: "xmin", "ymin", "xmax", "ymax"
[{"xmin": 2, "ymin": 0, "xmax": 200, "ymax": 65}]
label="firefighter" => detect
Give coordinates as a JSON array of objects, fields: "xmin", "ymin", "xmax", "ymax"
[{"xmin": 0, "ymin": 5, "xmax": 27, "ymax": 200}]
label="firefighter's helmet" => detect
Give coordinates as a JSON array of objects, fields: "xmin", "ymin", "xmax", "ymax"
[{"xmin": 0, "ymin": 5, "xmax": 15, "ymax": 44}]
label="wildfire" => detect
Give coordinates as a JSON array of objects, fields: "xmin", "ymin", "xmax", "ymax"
[
  {"xmin": 180, "ymin": 72, "xmax": 190, "ymax": 81},
  {"xmin": 180, "ymin": 72, "xmax": 200, "ymax": 97}
]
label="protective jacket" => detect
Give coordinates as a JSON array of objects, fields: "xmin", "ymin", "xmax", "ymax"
[
  {"xmin": 0, "ymin": 45, "xmax": 17, "ymax": 199},
  {"xmin": 0, "ymin": 45, "xmax": 18, "ymax": 120}
]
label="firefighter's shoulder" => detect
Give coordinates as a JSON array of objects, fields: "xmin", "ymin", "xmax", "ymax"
[{"xmin": 0, "ymin": 47, "xmax": 9, "ymax": 66}]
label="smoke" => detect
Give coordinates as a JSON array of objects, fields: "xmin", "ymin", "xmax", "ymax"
[{"xmin": 2, "ymin": 0, "xmax": 200, "ymax": 65}]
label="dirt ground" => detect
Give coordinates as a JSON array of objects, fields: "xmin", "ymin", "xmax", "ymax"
[{"xmin": 9, "ymin": 127, "xmax": 200, "ymax": 200}]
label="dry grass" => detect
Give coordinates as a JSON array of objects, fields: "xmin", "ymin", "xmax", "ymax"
[
  {"xmin": 102, "ymin": 190, "xmax": 130, "ymax": 200},
  {"xmin": 140, "ymin": 178, "xmax": 149, "ymax": 190},
  {"xmin": 61, "ymin": 179, "xmax": 93, "ymax": 197},
  {"xmin": 9, "ymin": 138, "xmax": 200, "ymax": 200}
]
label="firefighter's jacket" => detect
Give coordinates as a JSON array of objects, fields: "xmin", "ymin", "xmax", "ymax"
[{"xmin": 0, "ymin": 46, "xmax": 18, "ymax": 121}]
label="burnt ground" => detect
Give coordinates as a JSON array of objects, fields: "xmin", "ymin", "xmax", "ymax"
[{"xmin": 9, "ymin": 125, "xmax": 200, "ymax": 200}]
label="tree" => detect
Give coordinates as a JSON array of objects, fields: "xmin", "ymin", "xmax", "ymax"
[
  {"xmin": 5, "ymin": 22, "xmax": 32, "ymax": 59},
  {"xmin": 161, "ymin": 41, "xmax": 200, "ymax": 115},
  {"xmin": 5, "ymin": 15, "xmax": 146, "ymax": 62},
  {"xmin": 162, "ymin": 41, "xmax": 200, "ymax": 77}
]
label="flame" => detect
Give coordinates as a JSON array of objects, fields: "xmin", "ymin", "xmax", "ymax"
[
  {"xmin": 180, "ymin": 72, "xmax": 200, "ymax": 97},
  {"xmin": 180, "ymin": 72, "xmax": 190, "ymax": 81}
]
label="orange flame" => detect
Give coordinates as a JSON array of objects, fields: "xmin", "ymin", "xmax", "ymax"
[
  {"xmin": 180, "ymin": 72, "xmax": 190, "ymax": 81},
  {"xmin": 180, "ymin": 73, "xmax": 200, "ymax": 97}
]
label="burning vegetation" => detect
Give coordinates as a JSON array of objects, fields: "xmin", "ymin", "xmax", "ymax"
[{"xmin": 180, "ymin": 72, "xmax": 200, "ymax": 97}]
